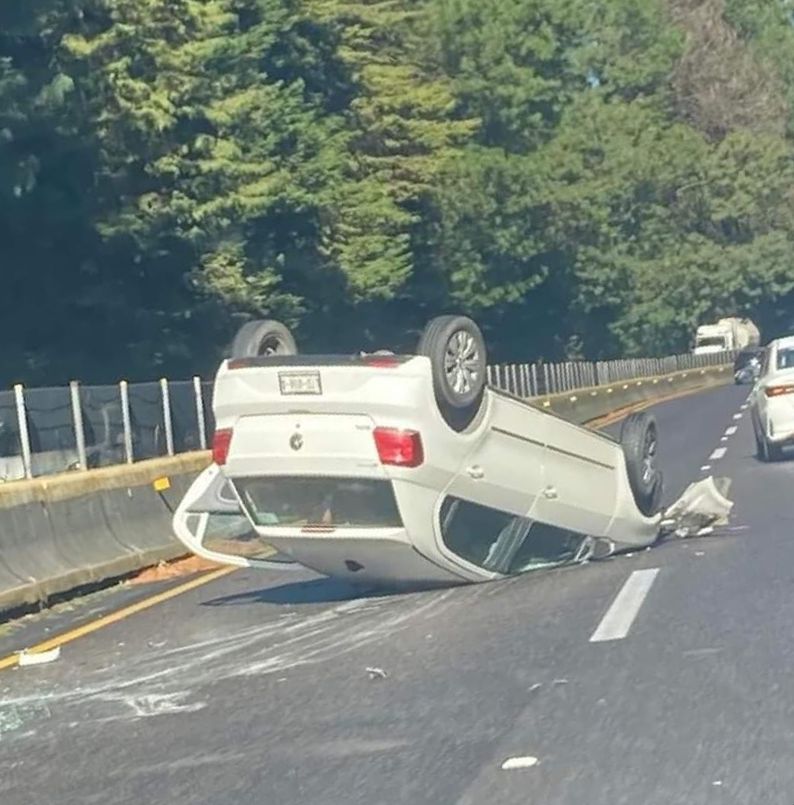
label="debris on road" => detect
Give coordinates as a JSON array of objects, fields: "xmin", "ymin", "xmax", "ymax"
[
  {"xmin": 660, "ymin": 477, "xmax": 734, "ymax": 539},
  {"xmin": 129, "ymin": 555, "xmax": 220, "ymax": 585},
  {"xmin": 18, "ymin": 646, "xmax": 61, "ymax": 667},
  {"xmin": 501, "ymin": 756, "xmax": 539, "ymax": 770},
  {"xmin": 366, "ymin": 667, "xmax": 387, "ymax": 680}
]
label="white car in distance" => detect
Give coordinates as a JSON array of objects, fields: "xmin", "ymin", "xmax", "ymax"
[
  {"xmin": 173, "ymin": 316, "xmax": 728, "ymax": 587},
  {"xmin": 750, "ymin": 336, "xmax": 794, "ymax": 461}
]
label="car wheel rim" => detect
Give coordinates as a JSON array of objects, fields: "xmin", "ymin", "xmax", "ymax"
[
  {"xmin": 444, "ymin": 330, "xmax": 480, "ymax": 396},
  {"xmin": 259, "ymin": 336, "xmax": 283, "ymax": 356},
  {"xmin": 641, "ymin": 430, "xmax": 657, "ymax": 485}
]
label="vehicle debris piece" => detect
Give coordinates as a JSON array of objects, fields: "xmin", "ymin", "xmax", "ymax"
[
  {"xmin": 501, "ymin": 756, "xmax": 539, "ymax": 770},
  {"xmin": 660, "ymin": 476, "xmax": 733, "ymax": 538},
  {"xmin": 366, "ymin": 667, "xmax": 387, "ymax": 680},
  {"xmin": 17, "ymin": 646, "xmax": 61, "ymax": 667}
]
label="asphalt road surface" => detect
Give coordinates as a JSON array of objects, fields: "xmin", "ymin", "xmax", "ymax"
[{"xmin": 4, "ymin": 383, "xmax": 790, "ymax": 805}]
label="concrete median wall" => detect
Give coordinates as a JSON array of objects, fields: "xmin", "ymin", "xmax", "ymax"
[
  {"xmin": 0, "ymin": 364, "xmax": 732, "ymax": 614},
  {"xmin": 532, "ymin": 364, "xmax": 733, "ymax": 426}
]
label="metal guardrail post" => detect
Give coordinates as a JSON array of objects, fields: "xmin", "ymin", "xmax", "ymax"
[
  {"xmin": 69, "ymin": 380, "xmax": 87, "ymax": 471},
  {"xmin": 119, "ymin": 380, "xmax": 134, "ymax": 464},
  {"xmin": 193, "ymin": 375, "xmax": 207, "ymax": 449},
  {"xmin": 13, "ymin": 384, "xmax": 33, "ymax": 479},
  {"xmin": 160, "ymin": 378, "xmax": 175, "ymax": 457}
]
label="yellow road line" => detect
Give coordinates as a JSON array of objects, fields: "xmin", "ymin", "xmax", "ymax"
[{"xmin": 0, "ymin": 566, "xmax": 235, "ymax": 671}]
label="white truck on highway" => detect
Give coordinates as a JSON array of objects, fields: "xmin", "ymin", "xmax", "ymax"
[{"xmin": 693, "ymin": 317, "xmax": 760, "ymax": 356}]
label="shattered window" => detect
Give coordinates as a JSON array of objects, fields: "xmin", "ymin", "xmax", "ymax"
[{"xmin": 439, "ymin": 496, "xmax": 588, "ymax": 574}]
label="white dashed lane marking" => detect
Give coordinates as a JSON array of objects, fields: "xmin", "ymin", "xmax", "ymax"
[
  {"xmin": 590, "ymin": 569, "xmax": 660, "ymax": 643},
  {"xmin": 733, "ymin": 413, "xmax": 743, "ymax": 420},
  {"xmin": 700, "ymin": 464, "xmax": 711, "ymax": 471},
  {"xmin": 725, "ymin": 426, "xmax": 738, "ymax": 436},
  {"xmin": 709, "ymin": 446, "xmax": 727, "ymax": 461}
]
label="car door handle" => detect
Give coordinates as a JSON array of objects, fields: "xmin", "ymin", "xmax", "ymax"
[
  {"xmin": 543, "ymin": 486, "xmax": 558, "ymax": 500},
  {"xmin": 467, "ymin": 465, "xmax": 484, "ymax": 479}
]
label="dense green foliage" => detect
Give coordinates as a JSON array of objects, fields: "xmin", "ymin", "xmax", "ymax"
[{"xmin": 3, "ymin": 0, "xmax": 794, "ymax": 382}]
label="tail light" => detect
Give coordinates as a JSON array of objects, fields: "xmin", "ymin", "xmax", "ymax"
[
  {"xmin": 373, "ymin": 427, "xmax": 424, "ymax": 468},
  {"xmin": 361, "ymin": 355, "xmax": 402, "ymax": 368},
  {"xmin": 765, "ymin": 385, "xmax": 794, "ymax": 398},
  {"xmin": 212, "ymin": 428, "xmax": 233, "ymax": 465}
]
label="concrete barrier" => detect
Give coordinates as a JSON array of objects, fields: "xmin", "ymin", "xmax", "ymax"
[
  {"xmin": 534, "ymin": 365, "xmax": 731, "ymax": 426},
  {"xmin": 0, "ymin": 364, "xmax": 732, "ymax": 614}
]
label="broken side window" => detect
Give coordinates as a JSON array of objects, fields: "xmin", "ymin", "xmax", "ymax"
[{"xmin": 439, "ymin": 496, "xmax": 588, "ymax": 574}]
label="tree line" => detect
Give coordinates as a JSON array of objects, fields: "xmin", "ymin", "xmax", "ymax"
[{"xmin": 3, "ymin": 0, "xmax": 794, "ymax": 384}]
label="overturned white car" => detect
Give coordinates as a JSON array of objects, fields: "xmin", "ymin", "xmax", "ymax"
[{"xmin": 173, "ymin": 316, "xmax": 732, "ymax": 587}]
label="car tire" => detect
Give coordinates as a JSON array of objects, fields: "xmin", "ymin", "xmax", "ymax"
[
  {"xmin": 620, "ymin": 412, "xmax": 664, "ymax": 516},
  {"xmin": 230, "ymin": 319, "xmax": 297, "ymax": 358},
  {"xmin": 417, "ymin": 315, "xmax": 487, "ymax": 431},
  {"xmin": 760, "ymin": 435, "xmax": 782, "ymax": 462}
]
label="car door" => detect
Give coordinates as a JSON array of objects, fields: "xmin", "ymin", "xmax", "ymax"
[
  {"xmin": 532, "ymin": 413, "xmax": 619, "ymax": 536},
  {"xmin": 442, "ymin": 392, "xmax": 546, "ymax": 519}
]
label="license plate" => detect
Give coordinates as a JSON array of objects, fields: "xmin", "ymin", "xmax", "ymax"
[{"xmin": 278, "ymin": 371, "xmax": 322, "ymax": 395}]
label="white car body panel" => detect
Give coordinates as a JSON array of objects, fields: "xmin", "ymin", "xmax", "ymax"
[{"xmin": 750, "ymin": 336, "xmax": 794, "ymax": 446}]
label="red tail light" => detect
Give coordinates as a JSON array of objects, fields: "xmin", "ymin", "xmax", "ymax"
[
  {"xmin": 373, "ymin": 428, "xmax": 423, "ymax": 468},
  {"xmin": 212, "ymin": 428, "xmax": 233, "ymax": 465},
  {"xmin": 765, "ymin": 385, "xmax": 794, "ymax": 398},
  {"xmin": 362, "ymin": 355, "xmax": 402, "ymax": 368}
]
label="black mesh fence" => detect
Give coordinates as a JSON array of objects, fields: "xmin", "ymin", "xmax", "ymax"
[
  {"xmin": 126, "ymin": 381, "xmax": 167, "ymax": 461},
  {"xmin": 169, "ymin": 381, "xmax": 204, "ymax": 453},
  {"xmin": 203, "ymin": 381, "xmax": 215, "ymax": 440},
  {"xmin": 0, "ymin": 390, "xmax": 25, "ymax": 482},
  {"xmin": 79, "ymin": 384, "xmax": 127, "ymax": 469},
  {"xmin": 24, "ymin": 386, "xmax": 79, "ymax": 475}
]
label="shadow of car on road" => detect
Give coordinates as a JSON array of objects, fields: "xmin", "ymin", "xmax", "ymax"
[{"xmin": 199, "ymin": 576, "xmax": 447, "ymax": 607}]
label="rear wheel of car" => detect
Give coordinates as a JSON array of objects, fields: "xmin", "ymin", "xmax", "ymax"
[
  {"xmin": 417, "ymin": 315, "xmax": 487, "ymax": 431},
  {"xmin": 620, "ymin": 412, "xmax": 664, "ymax": 516},
  {"xmin": 230, "ymin": 320, "xmax": 297, "ymax": 358}
]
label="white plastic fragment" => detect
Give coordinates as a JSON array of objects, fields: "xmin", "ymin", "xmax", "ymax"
[
  {"xmin": 18, "ymin": 646, "xmax": 61, "ymax": 667},
  {"xmin": 501, "ymin": 756, "xmax": 539, "ymax": 770},
  {"xmin": 661, "ymin": 477, "xmax": 734, "ymax": 538},
  {"xmin": 366, "ymin": 667, "xmax": 387, "ymax": 680}
]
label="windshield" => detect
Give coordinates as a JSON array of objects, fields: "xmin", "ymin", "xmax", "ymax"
[{"xmin": 235, "ymin": 476, "xmax": 403, "ymax": 528}]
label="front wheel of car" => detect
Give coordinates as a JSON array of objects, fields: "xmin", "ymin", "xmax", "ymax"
[
  {"xmin": 620, "ymin": 412, "xmax": 664, "ymax": 516},
  {"xmin": 417, "ymin": 315, "xmax": 487, "ymax": 431}
]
